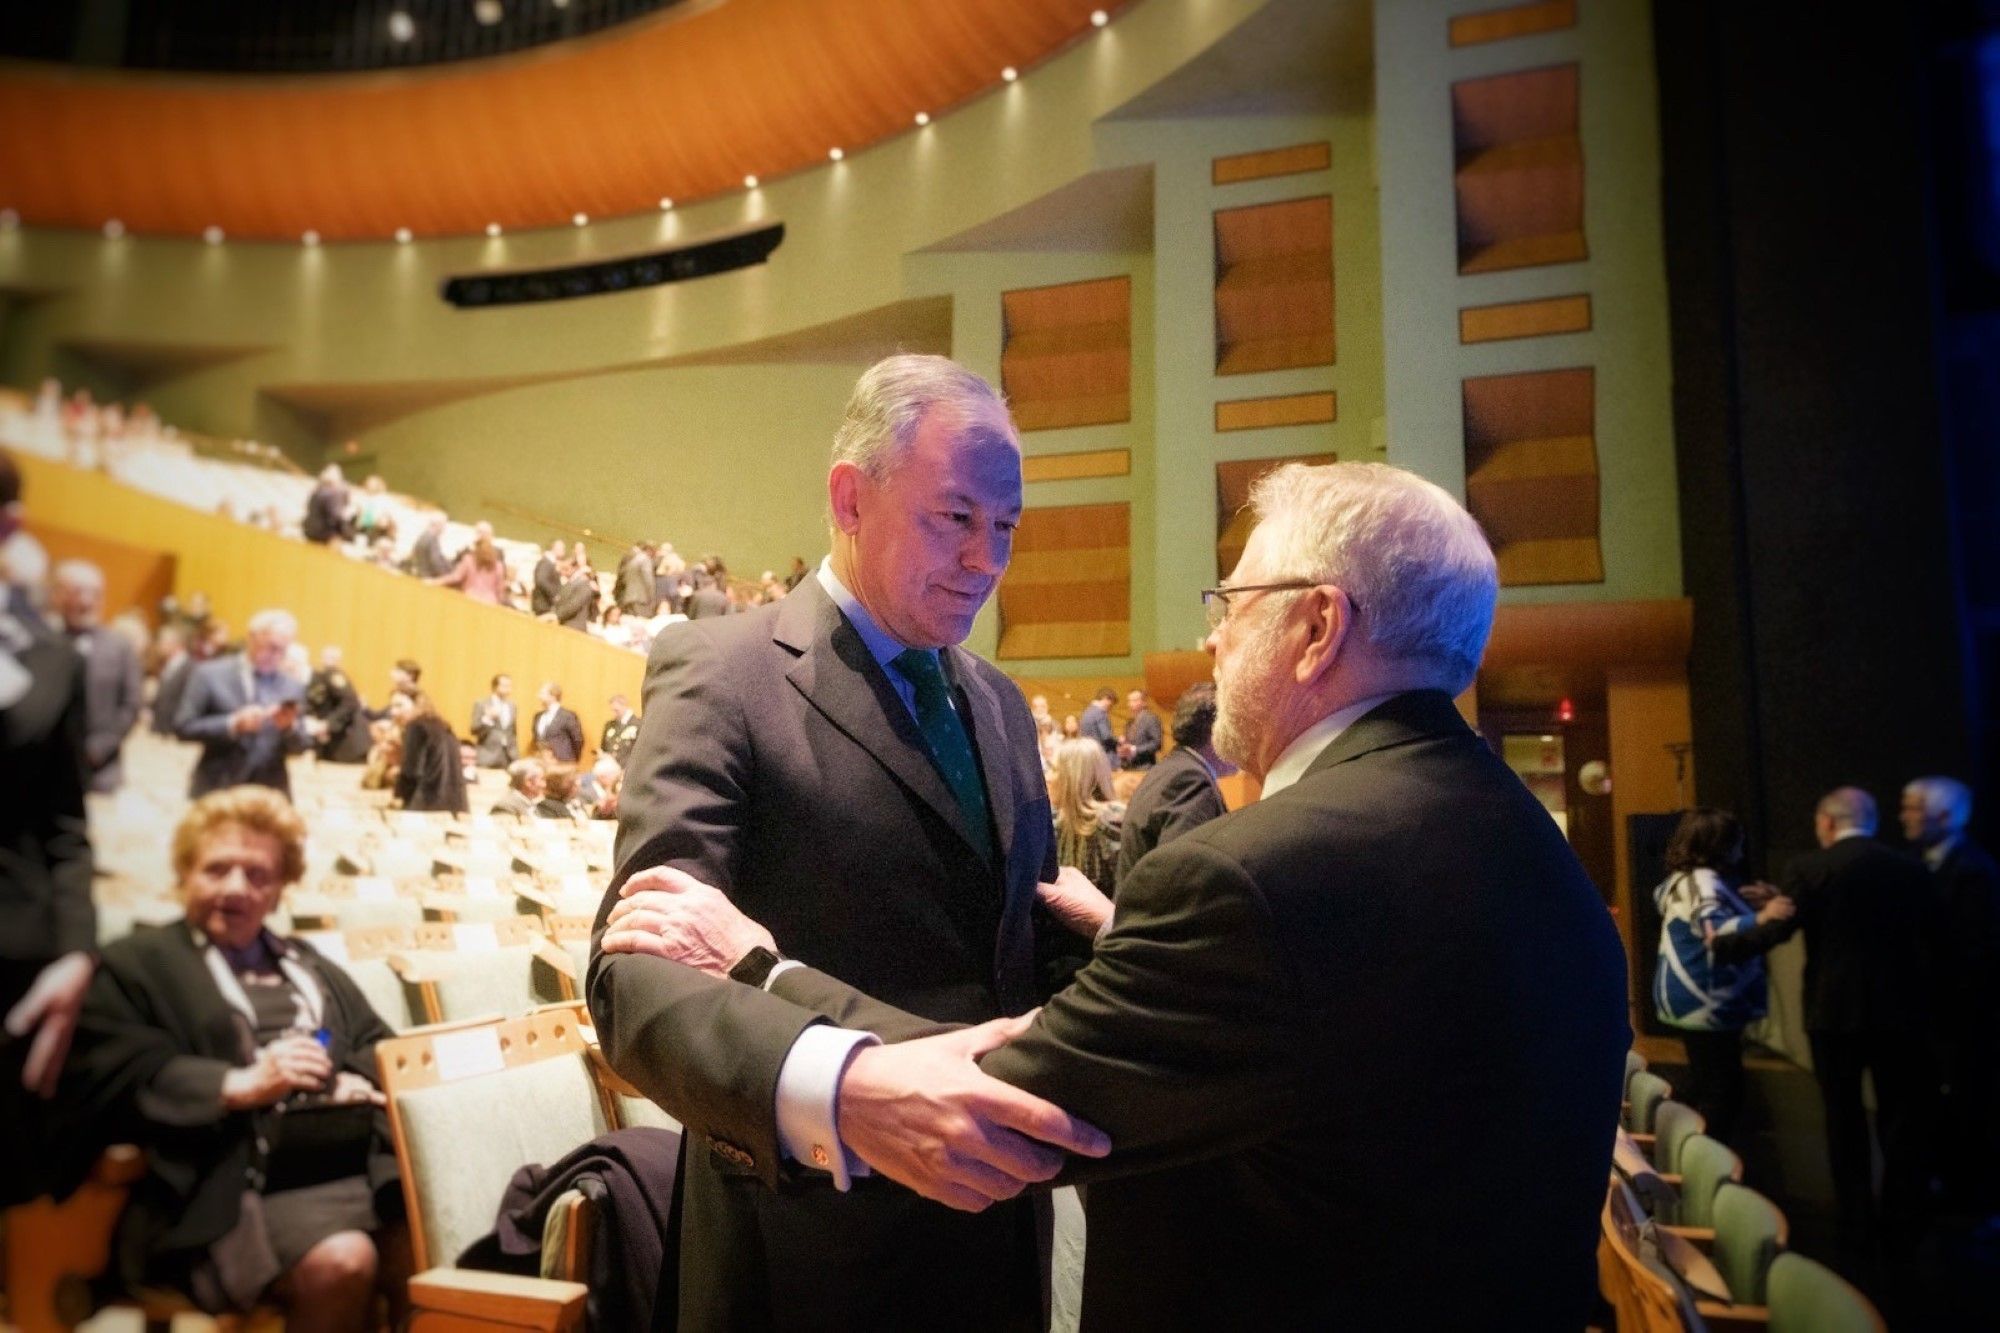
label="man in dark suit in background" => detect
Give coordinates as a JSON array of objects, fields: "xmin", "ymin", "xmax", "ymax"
[
  {"xmin": 552, "ymin": 557, "xmax": 597, "ymax": 632},
  {"xmin": 1901, "ymin": 776, "xmax": 2000, "ymax": 1211},
  {"xmin": 304, "ymin": 645, "xmax": 372, "ymax": 763},
  {"xmin": 174, "ymin": 608, "xmax": 320, "ymax": 798},
  {"xmin": 590, "ymin": 355, "xmax": 1096, "ymax": 1330},
  {"xmin": 1116, "ymin": 687, "xmax": 1162, "ymax": 770},
  {"xmin": 149, "ymin": 625, "xmax": 193, "ymax": 736},
  {"xmin": 1079, "ymin": 686, "xmax": 1116, "ymax": 758},
  {"xmin": 49, "ymin": 560, "xmax": 142, "ymax": 793},
  {"xmin": 471, "ymin": 673, "xmax": 519, "ymax": 769},
  {"xmin": 603, "ymin": 460, "xmax": 1630, "ymax": 1328},
  {"xmin": 598, "ymin": 693, "xmax": 640, "ymax": 767},
  {"xmin": 615, "ymin": 543, "xmax": 658, "ymax": 618},
  {"xmin": 1116, "ymin": 682, "xmax": 1232, "ymax": 884},
  {"xmin": 683, "ymin": 571, "xmax": 729, "ymax": 620},
  {"xmin": 300, "ymin": 464, "xmax": 350, "ymax": 544},
  {"xmin": 531, "ymin": 681, "xmax": 583, "ymax": 764},
  {"xmin": 1776, "ymin": 786, "xmax": 1938, "ymax": 1260},
  {"xmin": 0, "ymin": 572, "xmax": 97, "ymax": 1206},
  {"xmin": 531, "ymin": 539, "xmax": 566, "ymax": 616},
  {"xmin": 408, "ymin": 514, "xmax": 453, "ymax": 580}
]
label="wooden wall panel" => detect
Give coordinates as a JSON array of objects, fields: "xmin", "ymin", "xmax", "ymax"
[
  {"xmin": 1214, "ymin": 196, "xmax": 1335, "ymax": 376},
  {"xmin": 21, "ymin": 454, "xmax": 644, "ymax": 761},
  {"xmin": 1002, "ymin": 277, "xmax": 1132, "ymax": 433},
  {"xmin": 1214, "ymin": 391, "xmax": 1337, "ymax": 433},
  {"xmin": 999, "ymin": 501, "xmax": 1129, "ymax": 660},
  {"xmin": 1448, "ymin": 0, "xmax": 1578, "ymax": 49},
  {"xmin": 1461, "ymin": 367, "xmax": 1602, "ymax": 586},
  {"xmin": 1213, "ymin": 453, "xmax": 1337, "ymax": 578},
  {"xmin": 1453, "ymin": 65, "xmax": 1586, "ymax": 274},
  {"xmin": 1212, "ymin": 141, "xmax": 1332, "ymax": 186},
  {"xmin": 1020, "ymin": 449, "xmax": 1130, "ymax": 483},
  {"xmin": 1459, "ymin": 294, "xmax": 1591, "ymax": 344}
]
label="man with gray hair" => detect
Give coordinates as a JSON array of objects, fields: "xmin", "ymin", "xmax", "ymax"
[
  {"xmin": 590, "ymin": 354, "xmax": 1099, "ymax": 1329},
  {"xmin": 601, "ymin": 460, "xmax": 1631, "ymax": 1327},
  {"xmin": 174, "ymin": 608, "xmax": 321, "ymax": 797},
  {"xmin": 1901, "ymin": 775, "xmax": 1999, "ymax": 1209},
  {"xmin": 1774, "ymin": 784, "xmax": 1938, "ymax": 1262},
  {"xmin": 49, "ymin": 559, "xmax": 142, "ymax": 793}
]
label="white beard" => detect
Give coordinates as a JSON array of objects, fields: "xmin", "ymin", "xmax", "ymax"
[{"xmin": 1212, "ymin": 607, "xmax": 1288, "ymax": 773}]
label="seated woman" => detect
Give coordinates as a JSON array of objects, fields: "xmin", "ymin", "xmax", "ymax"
[
  {"xmin": 62, "ymin": 788, "xmax": 409, "ymax": 1331},
  {"xmin": 1051, "ymin": 736, "xmax": 1125, "ymax": 895},
  {"xmin": 389, "ymin": 690, "xmax": 468, "ymax": 814}
]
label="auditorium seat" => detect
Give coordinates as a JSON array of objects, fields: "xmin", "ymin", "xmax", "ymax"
[
  {"xmin": 378, "ymin": 1005, "xmax": 599, "ymax": 1330},
  {"xmin": 391, "ymin": 915, "xmax": 573, "ymax": 1024},
  {"xmin": 1764, "ymin": 1252, "xmax": 1885, "ymax": 1332},
  {"xmin": 1624, "ymin": 1069, "xmax": 1673, "ymax": 1134},
  {"xmin": 1625, "ymin": 1047, "xmax": 1648, "ymax": 1098},
  {"xmin": 1668, "ymin": 1134, "xmax": 1745, "ymax": 1234},
  {"xmin": 1597, "ymin": 1175, "xmax": 1703, "ymax": 1333},
  {"xmin": 1648, "ymin": 1099, "xmax": 1706, "ymax": 1177},
  {"xmin": 1707, "ymin": 1182, "xmax": 1788, "ymax": 1306}
]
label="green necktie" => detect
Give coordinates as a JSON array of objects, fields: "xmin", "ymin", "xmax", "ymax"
[{"xmin": 892, "ymin": 648, "xmax": 995, "ymax": 864}]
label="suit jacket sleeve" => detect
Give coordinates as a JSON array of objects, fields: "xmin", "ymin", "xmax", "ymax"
[
  {"xmin": 773, "ymin": 835, "xmax": 1303, "ymax": 1184},
  {"xmin": 588, "ymin": 624, "xmax": 831, "ymax": 1187},
  {"xmin": 1128, "ymin": 714, "xmax": 1162, "ymax": 766},
  {"xmin": 173, "ymin": 664, "xmax": 233, "ymax": 743}
]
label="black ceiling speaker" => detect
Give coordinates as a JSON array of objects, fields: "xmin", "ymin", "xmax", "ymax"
[{"xmin": 441, "ymin": 221, "xmax": 784, "ymax": 309}]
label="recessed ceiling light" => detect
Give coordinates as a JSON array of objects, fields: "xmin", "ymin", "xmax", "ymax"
[
  {"xmin": 572, "ymin": 211, "xmax": 589, "ymax": 227},
  {"xmin": 301, "ymin": 229, "xmax": 321, "ymax": 247},
  {"xmin": 914, "ymin": 111, "xmax": 930, "ymax": 126},
  {"xmin": 395, "ymin": 227, "xmax": 413, "ymax": 244},
  {"xmin": 1091, "ymin": 9, "xmax": 1109, "ymax": 27},
  {"xmin": 0, "ymin": 209, "xmax": 19, "ymax": 230},
  {"xmin": 203, "ymin": 225, "xmax": 224, "ymax": 245},
  {"xmin": 1002, "ymin": 66, "xmax": 1018, "ymax": 82},
  {"xmin": 658, "ymin": 197, "xmax": 674, "ymax": 211},
  {"xmin": 486, "ymin": 222, "xmax": 502, "ymax": 238},
  {"xmin": 828, "ymin": 147, "xmax": 844, "ymax": 162},
  {"xmin": 387, "ymin": 11, "xmax": 415, "ymax": 42},
  {"xmin": 102, "ymin": 219, "xmax": 125, "ymax": 239},
  {"xmin": 473, "ymin": 0, "xmax": 503, "ymax": 26},
  {"xmin": 743, "ymin": 174, "xmax": 759, "ymax": 189}
]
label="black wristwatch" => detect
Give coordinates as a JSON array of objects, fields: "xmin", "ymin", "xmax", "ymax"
[{"xmin": 729, "ymin": 945, "xmax": 785, "ymax": 989}]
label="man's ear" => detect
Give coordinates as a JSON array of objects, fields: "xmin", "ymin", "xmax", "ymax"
[
  {"xmin": 1292, "ymin": 587, "xmax": 1356, "ymax": 686},
  {"xmin": 828, "ymin": 462, "xmax": 867, "ymax": 535}
]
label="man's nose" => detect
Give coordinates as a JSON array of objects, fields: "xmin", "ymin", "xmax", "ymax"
[{"xmin": 963, "ymin": 527, "xmax": 1009, "ymax": 576}]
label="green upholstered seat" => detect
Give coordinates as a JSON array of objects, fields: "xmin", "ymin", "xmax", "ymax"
[
  {"xmin": 1766, "ymin": 1251, "xmax": 1884, "ymax": 1333},
  {"xmin": 1711, "ymin": 1181, "xmax": 1785, "ymax": 1304},
  {"xmin": 1624, "ymin": 1047, "xmax": 1648, "ymax": 1098},
  {"xmin": 396, "ymin": 1050, "xmax": 611, "ymax": 1269},
  {"xmin": 1625, "ymin": 1069, "xmax": 1671, "ymax": 1134},
  {"xmin": 1673, "ymin": 1134, "xmax": 1743, "ymax": 1228},
  {"xmin": 1651, "ymin": 1098, "xmax": 1705, "ymax": 1174}
]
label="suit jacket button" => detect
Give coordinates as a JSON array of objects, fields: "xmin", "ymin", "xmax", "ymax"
[{"xmin": 811, "ymin": 1144, "xmax": 830, "ymax": 1168}]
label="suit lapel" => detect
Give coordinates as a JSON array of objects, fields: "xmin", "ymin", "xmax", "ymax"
[
  {"xmin": 776, "ymin": 582, "xmax": 977, "ymax": 855},
  {"xmin": 945, "ymin": 649, "xmax": 1017, "ymax": 869}
]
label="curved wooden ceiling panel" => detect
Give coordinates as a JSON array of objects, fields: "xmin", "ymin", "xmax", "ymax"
[{"xmin": 0, "ymin": 0, "xmax": 1114, "ymax": 242}]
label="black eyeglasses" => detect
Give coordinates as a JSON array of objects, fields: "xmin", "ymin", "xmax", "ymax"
[{"xmin": 1200, "ymin": 580, "xmax": 1349, "ymax": 631}]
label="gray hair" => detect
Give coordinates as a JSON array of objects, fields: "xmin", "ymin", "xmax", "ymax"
[
  {"xmin": 1244, "ymin": 462, "xmax": 1498, "ymax": 694},
  {"xmin": 51, "ymin": 558, "xmax": 105, "ymax": 592},
  {"xmin": 246, "ymin": 608, "xmax": 298, "ymax": 641},
  {"xmin": 1905, "ymin": 776, "xmax": 1972, "ymax": 835},
  {"xmin": 507, "ymin": 758, "xmax": 545, "ymax": 792},
  {"xmin": 830, "ymin": 354, "xmax": 1012, "ymax": 483},
  {"xmin": 1816, "ymin": 786, "xmax": 1878, "ymax": 835}
]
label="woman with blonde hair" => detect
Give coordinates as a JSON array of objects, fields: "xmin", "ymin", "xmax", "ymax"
[
  {"xmin": 1051, "ymin": 736, "xmax": 1125, "ymax": 895},
  {"xmin": 60, "ymin": 787, "xmax": 407, "ymax": 1330}
]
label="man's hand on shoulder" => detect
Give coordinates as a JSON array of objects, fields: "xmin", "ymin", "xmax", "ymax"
[
  {"xmin": 837, "ymin": 1012, "xmax": 1110, "ymax": 1213},
  {"xmin": 602, "ymin": 865, "xmax": 773, "ymax": 976}
]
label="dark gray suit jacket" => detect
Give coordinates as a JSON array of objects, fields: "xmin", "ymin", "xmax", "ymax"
[
  {"xmin": 771, "ymin": 692, "xmax": 1630, "ymax": 1330},
  {"xmin": 1115, "ymin": 745, "xmax": 1225, "ymax": 885},
  {"xmin": 532, "ymin": 707, "xmax": 584, "ymax": 765},
  {"xmin": 588, "ymin": 577, "xmax": 1056, "ymax": 1331},
  {"xmin": 470, "ymin": 697, "xmax": 518, "ymax": 769},
  {"xmin": 75, "ymin": 627, "xmax": 142, "ymax": 792},
  {"xmin": 173, "ymin": 654, "xmax": 313, "ymax": 798},
  {"xmin": 0, "ymin": 624, "xmax": 93, "ymax": 962},
  {"xmin": 1119, "ymin": 708, "xmax": 1162, "ymax": 769}
]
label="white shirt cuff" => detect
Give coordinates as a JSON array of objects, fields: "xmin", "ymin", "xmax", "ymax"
[{"xmin": 773, "ymin": 1022, "xmax": 879, "ymax": 1190}]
